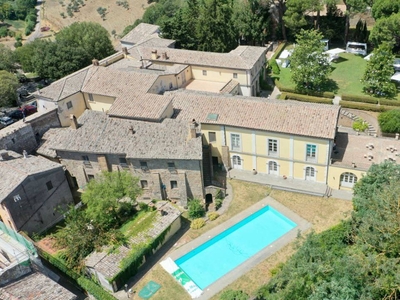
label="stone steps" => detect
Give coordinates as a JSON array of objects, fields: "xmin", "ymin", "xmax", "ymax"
[{"xmin": 341, "ymin": 109, "xmax": 377, "ymax": 134}]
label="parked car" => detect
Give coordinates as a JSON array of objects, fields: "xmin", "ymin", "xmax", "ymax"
[
  {"xmin": 0, "ymin": 116, "xmax": 14, "ymax": 128},
  {"xmin": 7, "ymin": 110, "xmax": 24, "ymax": 120},
  {"xmin": 346, "ymin": 42, "xmax": 367, "ymax": 56},
  {"xmin": 22, "ymin": 105, "xmax": 37, "ymax": 116}
]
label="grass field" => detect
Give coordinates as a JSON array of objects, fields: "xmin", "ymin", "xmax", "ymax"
[
  {"xmin": 131, "ymin": 180, "xmax": 353, "ymax": 300},
  {"xmin": 277, "ymin": 52, "xmax": 400, "ymax": 99}
]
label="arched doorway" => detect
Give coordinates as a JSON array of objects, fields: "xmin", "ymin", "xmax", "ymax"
[
  {"xmin": 232, "ymin": 155, "xmax": 242, "ymax": 169},
  {"xmin": 340, "ymin": 172, "xmax": 357, "ymax": 188},
  {"xmin": 268, "ymin": 161, "xmax": 279, "ymax": 175},
  {"xmin": 305, "ymin": 166, "xmax": 316, "ymax": 181}
]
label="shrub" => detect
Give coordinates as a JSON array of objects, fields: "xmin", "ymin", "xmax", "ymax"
[
  {"xmin": 352, "ymin": 118, "xmax": 369, "ymax": 132},
  {"xmin": 138, "ymin": 202, "xmax": 149, "ymax": 211},
  {"xmin": 269, "ymin": 59, "xmax": 280, "ymax": 75},
  {"xmin": 207, "ymin": 212, "xmax": 219, "ymax": 221},
  {"xmin": 274, "ymin": 79, "xmax": 334, "ymax": 98},
  {"xmin": 341, "ymin": 93, "xmax": 378, "ymax": 104},
  {"xmin": 283, "ymin": 93, "xmax": 332, "ymax": 104},
  {"xmin": 378, "ymin": 109, "xmax": 400, "ymax": 133},
  {"xmin": 187, "ymin": 199, "xmax": 205, "ymax": 219},
  {"xmin": 278, "ymin": 93, "xmax": 287, "ymax": 100},
  {"xmin": 190, "ymin": 218, "xmax": 205, "ymax": 229},
  {"xmin": 215, "ymin": 198, "xmax": 223, "ymax": 210},
  {"xmin": 379, "ymin": 99, "xmax": 400, "ymax": 107},
  {"xmin": 77, "ymin": 277, "xmax": 117, "ymax": 300},
  {"xmin": 339, "ymin": 101, "xmax": 384, "ymax": 112},
  {"xmin": 271, "ymin": 42, "xmax": 287, "ymax": 60},
  {"xmin": 220, "ymin": 289, "xmax": 249, "ymax": 300}
]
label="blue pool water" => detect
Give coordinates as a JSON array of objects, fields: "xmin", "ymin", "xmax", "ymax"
[{"xmin": 175, "ymin": 205, "xmax": 297, "ymax": 290}]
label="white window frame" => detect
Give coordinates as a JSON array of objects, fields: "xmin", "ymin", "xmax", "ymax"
[
  {"xmin": 230, "ymin": 133, "xmax": 241, "ymax": 152},
  {"xmin": 231, "ymin": 155, "xmax": 242, "ymax": 169},
  {"xmin": 305, "ymin": 166, "xmax": 316, "ymax": 181},
  {"xmin": 340, "ymin": 172, "xmax": 357, "ymax": 188},
  {"xmin": 268, "ymin": 138, "xmax": 279, "ymax": 156},
  {"xmin": 306, "ymin": 144, "xmax": 317, "ymax": 162},
  {"xmin": 268, "ymin": 160, "xmax": 279, "ymax": 175}
]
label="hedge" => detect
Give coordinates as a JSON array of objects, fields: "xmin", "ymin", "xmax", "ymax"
[
  {"xmin": 341, "ymin": 94, "xmax": 378, "ymax": 104},
  {"xmin": 37, "ymin": 248, "xmax": 117, "ymax": 300},
  {"xmin": 269, "ymin": 59, "xmax": 280, "ymax": 75},
  {"xmin": 339, "ymin": 100, "xmax": 385, "ymax": 112},
  {"xmin": 274, "ymin": 79, "xmax": 335, "ymax": 98},
  {"xmin": 379, "ymin": 99, "xmax": 400, "ymax": 107},
  {"xmin": 271, "ymin": 42, "xmax": 287, "ymax": 61},
  {"xmin": 283, "ymin": 93, "xmax": 333, "ymax": 104}
]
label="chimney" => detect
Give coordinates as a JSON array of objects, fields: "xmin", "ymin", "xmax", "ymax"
[
  {"xmin": 92, "ymin": 59, "xmax": 99, "ymax": 66},
  {"xmin": 0, "ymin": 150, "xmax": 10, "ymax": 161},
  {"xmin": 23, "ymin": 150, "xmax": 28, "ymax": 159},
  {"xmin": 151, "ymin": 50, "xmax": 158, "ymax": 60},
  {"xmin": 189, "ymin": 123, "xmax": 197, "ymax": 139},
  {"xmin": 396, "ymin": 133, "xmax": 399, "ymax": 140},
  {"xmin": 122, "ymin": 47, "xmax": 128, "ymax": 56},
  {"xmin": 128, "ymin": 126, "xmax": 135, "ymax": 135},
  {"xmin": 161, "ymin": 52, "xmax": 168, "ymax": 60},
  {"xmin": 70, "ymin": 114, "xmax": 78, "ymax": 130}
]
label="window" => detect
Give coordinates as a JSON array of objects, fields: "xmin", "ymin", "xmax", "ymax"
[
  {"xmin": 46, "ymin": 181, "xmax": 53, "ymax": 190},
  {"xmin": 202, "ymin": 70, "xmax": 207, "ymax": 76},
  {"xmin": 305, "ymin": 166, "xmax": 316, "ymax": 180},
  {"xmin": 233, "ymin": 73, "xmax": 238, "ymax": 79},
  {"xmin": 170, "ymin": 180, "xmax": 178, "ymax": 189},
  {"xmin": 66, "ymin": 101, "xmax": 73, "ymax": 109},
  {"xmin": 82, "ymin": 155, "xmax": 91, "ymax": 168},
  {"xmin": 88, "ymin": 93, "xmax": 94, "ymax": 101},
  {"xmin": 208, "ymin": 132, "xmax": 216, "ymax": 143},
  {"xmin": 268, "ymin": 161, "xmax": 278, "ymax": 175},
  {"xmin": 340, "ymin": 172, "xmax": 357, "ymax": 188},
  {"xmin": 13, "ymin": 194, "xmax": 21, "ymax": 202},
  {"xmin": 88, "ymin": 175, "xmax": 95, "ymax": 181},
  {"xmin": 140, "ymin": 161, "xmax": 148, "ymax": 170},
  {"xmin": 306, "ymin": 144, "xmax": 317, "ymax": 161},
  {"xmin": 119, "ymin": 157, "xmax": 129, "ymax": 169},
  {"xmin": 232, "ymin": 155, "xmax": 242, "ymax": 169},
  {"xmin": 140, "ymin": 180, "xmax": 148, "ymax": 189},
  {"xmin": 231, "ymin": 134, "xmax": 241, "ymax": 151},
  {"xmin": 168, "ymin": 162, "xmax": 176, "ymax": 169},
  {"xmin": 268, "ymin": 139, "xmax": 278, "ymax": 156}
]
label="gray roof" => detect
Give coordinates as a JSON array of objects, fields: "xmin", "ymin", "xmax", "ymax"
[
  {"xmin": 0, "ymin": 272, "xmax": 77, "ymax": 300},
  {"xmin": 170, "ymin": 91, "xmax": 340, "ymax": 140},
  {"xmin": 129, "ymin": 45, "xmax": 266, "ymax": 70},
  {"xmin": 120, "ymin": 23, "xmax": 161, "ymax": 45},
  {"xmin": 85, "ymin": 202, "xmax": 180, "ymax": 279},
  {"xmin": 37, "ymin": 110, "xmax": 202, "ymax": 160},
  {"xmin": 0, "ymin": 151, "xmax": 63, "ymax": 202}
]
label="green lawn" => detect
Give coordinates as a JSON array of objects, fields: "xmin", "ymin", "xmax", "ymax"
[
  {"xmin": 4, "ymin": 19, "xmax": 25, "ymax": 31},
  {"xmin": 276, "ymin": 52, "xmax": 400, "ymax": 99},
  {"xmin": 119, "ymin": 209, "xmax": 158, "ymax": 238}
]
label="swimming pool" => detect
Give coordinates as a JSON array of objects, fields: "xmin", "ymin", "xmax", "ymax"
[{"xmin": 175, "ymin": 205, "xmax": 297, "ymax": 290}]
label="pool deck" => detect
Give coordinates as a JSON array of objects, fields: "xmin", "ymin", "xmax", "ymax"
[{"xmin": 167, "ymin": 196, "xmax": 311, "ymax": 300}]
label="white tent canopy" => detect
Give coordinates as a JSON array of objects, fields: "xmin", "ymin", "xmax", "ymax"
[
  {"xmin": 391, "ymin": 72, "xmax": 400, "ymax": 82},
  {"xmin": 324, "ymin": 48, "xmax": 346, "ymax": 55}
]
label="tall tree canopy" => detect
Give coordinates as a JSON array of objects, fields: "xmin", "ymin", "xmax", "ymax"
[
  {"xmin": 0, "ymin": 71, "xmax": 19, "ymax": 107},
  {"xmin": 372, "ymin": 0, "xmax": 400, "ymax": 20},
  {"xmin": 362, "ymin": 43, "xmax": 396, "ymax": 97},
  {"xmin": 343, "ymin": 0, "xmax": 369, "ymax": 43},
  {"xmin": 0, "ymin": 44, "xmax": 15, "ymax": 72},
  {"xmin": 290, "ymin": 29, "xmax": 331, "ymax": 91},
  {"xmin": 257, "ymin": 162, "xmax": 400, "ymax": 300},
  {"xmin": 370, "ymin": 13, "xmax": 400, "ymax": 48}
]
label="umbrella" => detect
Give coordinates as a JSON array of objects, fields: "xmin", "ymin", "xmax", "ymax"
[{"xmin": 324, "ymin": 48, "xmax": 346, "ymax": 55}]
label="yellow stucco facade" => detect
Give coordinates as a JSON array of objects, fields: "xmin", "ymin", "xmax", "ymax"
[
  {"xmin": 328, "ymin": 166, "xmax": 365, "ymax": 190},
  {"xmin": 201, "ymin": 124, "xmax": 331, "ymax": 183},
  {"xmin": 85, "ymin": 93, "xmax": 115, "ymax": 113}
]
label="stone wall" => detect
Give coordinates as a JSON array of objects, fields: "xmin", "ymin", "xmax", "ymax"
[
  {"xmin": 57, "ymin": 151, "xmax": 204, "ymax": 206},
  {"xmin": 2, "ymin": 167, "xmax": 74, "ymax": 234},
  {"xmin": 0, "ymin": 109, "xmax": 61, "ymax": 155}
]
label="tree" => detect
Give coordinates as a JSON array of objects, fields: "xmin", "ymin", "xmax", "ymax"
[
  {"xmin": 362, "ymin": 43, "xmax": 396, "ymax": 97},
  {"xmin": 0, "ymin": 71, "xmax": 19, "ymax": 107},
  {"xmin": 82, "ymin": 171, "xmax": 142, "ymax": 230},
  {"xmin": 187, "ymin": 199, "xmax": 205, "ymax": 219},
  {"xmin": 0, "ymin": 44, "xmax": 16, "ymax": 72},
  {"xmin": 372, "ymin": 0, "xmax": 400, "ymax": 20},
  {"xmin": 378, "ymin": 110, "xmax": 400, "ymax": 133},
  {"xmin": 282, "ymin": 0, "xmax": 311, "ymax": 35},
  {"xmin": 343, "ymin": 0, "xmax": 369, "ymax": 44},
  {"xmin": 290, "ymin": 29, "xmax": 331, "ymax": 91},
  {"xmin": 96, "ymin": 7, "xmax": 107, "ymax": 19},
  {"xmin": 233, "ymin": 0, "xmax": 270, "ymax": 46},
  {"xmin": 55, "ymin": 22, "xmax": 114, "ymax": 61},
  {"xmin": 196, "ymin": 0, "xmax": 237, "ymax": 52},
  {"xmin": 370, "ymin": 13, "xmax": 400, "ymax": 48},
  {"xmin": 220, "ymin": 290, "xmax": 249, "ymax": 300}
]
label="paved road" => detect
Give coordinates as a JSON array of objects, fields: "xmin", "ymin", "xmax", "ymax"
[{"xmin": 26, "ymin": 0, "xmax": 43, "ymax": 43}]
